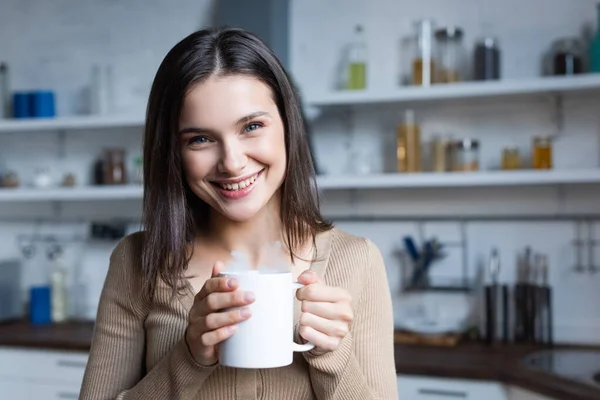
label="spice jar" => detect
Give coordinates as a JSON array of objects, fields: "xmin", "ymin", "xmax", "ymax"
[
  {"xmin": 103, "ymin": 148, "xmax": 127, "ymax": 185},
  {"xmin": 551, "ymin": 38, "xmax": 584, "ymax": 76},
  {"xmin": 435, "ymin": 27, "xmax": 465, "ymax": 83},
  {"xmin": 449, "ymin": 139, "xmax": 480, "ymax": 172},
  {"xmin": 396, "ymin": 110, "xmax": 421, "ymax": 172},
  {"xmin": 474, "ymin": 37, "xmax": 501, "ymax": 81},
  {"xmin": 430, "ymin": 137, "xmax": 447, "ymax": 172},
  {"xmin": 532, "ymin": 137, "xmax": 553, "ymax": 169},
  {"xmin": 501, "ymin": 147, "xmax": 520, "ymax": 170}
]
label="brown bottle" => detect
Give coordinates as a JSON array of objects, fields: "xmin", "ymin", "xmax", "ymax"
[{"xmin": 397, "ymin": 110, "xmax": 421, "ymax": 173}]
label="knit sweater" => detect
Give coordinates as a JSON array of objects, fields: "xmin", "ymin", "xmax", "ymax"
[{"xmin": 79, "ymin": 228, "xmax": 398, "ymax": 400}]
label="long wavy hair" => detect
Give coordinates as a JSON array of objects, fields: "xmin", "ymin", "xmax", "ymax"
[{"xmin": 141, "ymin": 28, "xmax": 332, "ymax": 299}]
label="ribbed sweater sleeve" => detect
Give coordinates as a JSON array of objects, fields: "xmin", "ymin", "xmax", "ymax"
[
  {"xmin": 304, "ymin": 238, "xmax": 398, "ymax": 400},
  {"xmin": 79, "ymin": 234, "xmax": 216, "ymax": 400}
]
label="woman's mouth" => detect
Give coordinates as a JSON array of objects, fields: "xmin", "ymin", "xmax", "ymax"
[{"xmin": 211, "ymin": 170, "xmax": 263, "ymax": 199}]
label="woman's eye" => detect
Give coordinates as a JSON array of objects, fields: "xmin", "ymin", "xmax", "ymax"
[
  {"xmin": 244, "ymin": 123, "xmax": 262, "ymax": 133},
  {"xmin": 188, "ymin": 136, "xmax": 211, "ymax": 146}
]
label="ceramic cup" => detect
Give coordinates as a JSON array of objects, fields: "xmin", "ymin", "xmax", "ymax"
[{"xmin": 218, "ymin": 270, "xmax": 314, "ymax": 369}]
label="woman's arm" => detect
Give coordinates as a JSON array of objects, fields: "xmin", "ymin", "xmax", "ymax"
[
  {"xmin": 304, "ymin": 239, "xmax": 398, "ymax": 400},
  {"xmin": 79, "ymin": 234, "xmax": 216, "ymax": 400}
]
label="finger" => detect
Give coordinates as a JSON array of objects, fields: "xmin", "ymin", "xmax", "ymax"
[
  {"xmin": 296, "ymin": 284, "xmax": 352, "ymax": 302},
  {"xmin": 298, "ymin": 325, "xmax": 340, "ymax": 352},
  {"xmin": 195, "ymin": 275, "xmax": 237, "ymax": 303},
  {"xmin": 301, "ymin": 301, "xmax": 354, "ymax": 322},
  {"xmin": 299, "ymin": 312, "xmax": 349, "ymax": 338},
  {"xmin": 297, "ymin": 270, "xmax": 320, "ymax": 285},
  {"xmin": 203, "ymin": 307, "xmax": 252, "ymax": 331},
  {"xmin": 196, "ymin": 290, "xmax": 256, "ymax": 316},
  {"xmin": 199, "ymin": 324, "xmax": 239, "ymax": 347},
  {"xmin": 212, "ymin": 261, "xmax": 226, "ymax": 278}
]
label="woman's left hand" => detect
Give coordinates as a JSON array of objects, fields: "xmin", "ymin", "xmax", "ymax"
[{"xmin": 296, "ymin": 270, "xmax": 354, "ymax": 355}]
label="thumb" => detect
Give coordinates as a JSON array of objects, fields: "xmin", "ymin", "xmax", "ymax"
[
  {"xmin": 298, "ymin": 270, "xmax": 319, "ymax": 285},
  {"xmin": 212, "ymin": 261, "xmax": 225, "ymax": 278}
]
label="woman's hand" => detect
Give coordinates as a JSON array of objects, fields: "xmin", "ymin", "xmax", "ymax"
[
  {"xmin": 296, "ymin": 270, "xmax": 354, "ymax": 355},
  {"xmin": 185, "ymin": 262, "xmax": 256, "ymax": 366}
]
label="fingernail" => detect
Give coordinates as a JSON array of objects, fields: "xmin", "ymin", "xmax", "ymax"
[
  {"xmin": 228, "ymin": 325, "xmax": 238, "ymax": 333},
  {"xmin": 227, "ymin": 278, "xmax": 237, "ymax": 289},
  {"xmin": 240, "ymin": 307, "xmax": 251, "ymax": 318},
  {"xmin": 244, "ymin": 292, "xmax": 256, "ymax": 302}
]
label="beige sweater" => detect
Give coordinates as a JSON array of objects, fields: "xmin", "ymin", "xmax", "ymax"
[{"xmin": 80, "ymin": 229, "xmax": 398, "ymax": 400}]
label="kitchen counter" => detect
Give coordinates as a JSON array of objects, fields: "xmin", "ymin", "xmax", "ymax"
[
  {"xmin": 0, "ymin": 319, "xmax": 94, "ymax": 352},
  {"xmin": 1, "ymin": 321, "xmax": 598, "ymax": 399}
]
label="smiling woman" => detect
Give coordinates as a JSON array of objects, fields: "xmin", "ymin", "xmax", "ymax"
[{"xmin": 79, "ymin": 28, "xmax": 398, "ymax": 400}]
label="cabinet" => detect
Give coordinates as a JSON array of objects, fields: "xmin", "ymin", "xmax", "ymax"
[
  {"xmin": 507, "ymin": 386, "xmax": 556, "ymax": 400},
  {"xmin": 0, "ymin": 347, "xmax": 88, "ymax": 400},
  {"xmin": 397, "ymin": 375, "xmax": 508, "ymax": 400}
]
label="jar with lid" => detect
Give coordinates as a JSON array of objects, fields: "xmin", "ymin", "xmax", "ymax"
[
  {"xmin": 409, "ymin": 19, "xmax": 436, "ymax": 86},
  {"xmin": 396, "ymin": 109, "xmax": 421, "ymax": 172},
  {"xmin": 501, "ymin": 147, "xmax": 520, "ymax": 170},
  {"xmin": 551, "ymin": 38, "xmax": 584, "ymax": 76},
  {"xmin": 103, "ymin": 148, "xmax": 128, "ymax": 185},
  {"xmin": 474, "ymin": 37, "xmax": 501, "ymax": 81},
  {"xmin": 532, "ymin": 137, "xmax": 553, "ymax": 169},
  {"xmin": 435, "ymin": 27, "xmax": 466, "ymax": 83},
  {"xmin": 449, "ymin": 139, "xmax": 480, "ymax": 172}
]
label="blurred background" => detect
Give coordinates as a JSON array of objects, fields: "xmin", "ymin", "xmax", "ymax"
[{"xmin": 0, "ymin": 0, "xmax": 600, "ymax": 399}]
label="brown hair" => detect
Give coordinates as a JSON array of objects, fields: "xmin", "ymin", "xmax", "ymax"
[{"xmin": 141, "ymin": 28, "xmax": 332, "ymax": 298}]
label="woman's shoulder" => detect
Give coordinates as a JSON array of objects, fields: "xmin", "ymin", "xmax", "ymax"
[
  {"xmin": 111, "ymin": 231, "xmax": 146, "ymax": 264},
  {"xmin": 329, "ymin": 228, "xmax": 382, "ymax": 263}
]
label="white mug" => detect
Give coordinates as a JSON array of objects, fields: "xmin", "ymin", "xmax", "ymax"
[{"xmin": 218, "ymin": 270, "xmax": 315, "ymax": 369}]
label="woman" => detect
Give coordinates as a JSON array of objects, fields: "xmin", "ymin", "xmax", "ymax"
[{"xmin": 80, "ymin": 28, "xmax": 397, "ymax": 400}]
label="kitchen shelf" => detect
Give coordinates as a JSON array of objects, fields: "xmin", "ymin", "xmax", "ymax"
[
  {"xmin": 306, "ymin": 74, "xmax": 600, "ymax": 108},
  {"xmin": 0, "ymin": 169, "xmax": 598, "ymax": 202},
  {"xmin": 0, "ymin": 114, "xmax": 145, "ymax": 133},
  {"xmin": 0, "ymin": 185, "xmax": 143, "ymax": 202},
  {"xmin": 317, "ymin": 169, "xmax": 600, "ymax": 189}
]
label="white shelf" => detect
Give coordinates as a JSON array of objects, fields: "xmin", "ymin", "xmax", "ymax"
[
  {"xmin": 0, "ymin": 114, "xmax": 145, "ymax": 133},
  {"xmin": 306, "ymin": 74, "xmax": 600, "ymax": 107},
  {"xmin": 0, "ymin": 170, "xmax": 598, "ymax": 202},
  {"xmin": 317, "ymin": 169, "xmax": 600, "ymax": 189},
  {"xmin": 0, "ymin": 185, "xmax": 143, "ymax": 202}
]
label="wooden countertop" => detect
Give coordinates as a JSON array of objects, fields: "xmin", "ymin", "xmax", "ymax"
[{"xmin": 0, "ymin": 320, "xmax": 598, "ymax": 399}]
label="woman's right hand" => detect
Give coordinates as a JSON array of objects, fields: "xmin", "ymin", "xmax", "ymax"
[{"xmin": 185, "ymin": 261, "xmax": 255, "ymax": 366}]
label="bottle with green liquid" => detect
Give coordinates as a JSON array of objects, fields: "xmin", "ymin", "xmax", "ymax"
[
  {"xmin": 590, "ymin": 2, "xmax": 600, "ymax": 73},
  {"xmin": 346, "ymin": 25, "xmax": 367, "ymax": 90}
]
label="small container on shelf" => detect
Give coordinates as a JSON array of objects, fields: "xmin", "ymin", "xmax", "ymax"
[
  {"xmin": 408, "ymin": 19, "xmax": 437, "ymax": 86},
  {"xmin": 551, "ymin": 38, "xmax": 584, "ymax": 76},
  {"xmin": 430, "ymin": 137, "xmax": 447, "ymax": 172},
  {"xmin": 474, "ymin": 37, "xmax": 501, "ymax": 81},
  {"xmin": 501, "ymin": 147, "xmax": 520, "ymax": 170},
  {"xmin": 343, "ymin": 25, "xmax": 367, "ymax": 90},
  {"xmin": 103, "ymin": 148, "xmax": 128, "ymax": 185},
  {"xmin": 448, "ymin": 139, "xmax": 480, "ymax": 172},
  {"xmin": 396, "ymin": 109, "xmax": 421, "ymax": 172},
  {"xmin": 532, "ymin": 136, "xmax": 553, "ymax": 170},
  {"xmin": 435, "ymin": 27, "xmax": 466, "ymax": 83}
]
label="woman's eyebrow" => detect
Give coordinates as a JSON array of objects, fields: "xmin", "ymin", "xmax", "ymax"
[{"xmin": 179, "ymin": 111, "xmax": 272, "ymax": 135}]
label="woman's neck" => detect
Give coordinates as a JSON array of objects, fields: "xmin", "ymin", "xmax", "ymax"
[{"xmin": 203, "ymin": 195, "xmax": 287, "ymax": 269}]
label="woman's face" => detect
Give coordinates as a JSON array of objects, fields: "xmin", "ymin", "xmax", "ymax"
[{"xmin": 179, "ymin": 74, "xmax": 287, "ymax": 222}]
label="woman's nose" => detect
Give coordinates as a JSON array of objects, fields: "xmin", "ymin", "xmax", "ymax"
[{"xmin": 217, "ymin": 139, "xmax": 248, "ymax": 175}]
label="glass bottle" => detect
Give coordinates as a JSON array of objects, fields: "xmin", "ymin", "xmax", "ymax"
[
  {"xmin": 397, "ymin": 110, "xmax": 421, "ymax": 173},
  {"xmin": 532, "ymin": 137, "xmax": 553, "ymax": 170},
  {"xmin": 103, "ymin": 148, "xmax": 128, "ymax": 185},
  {"xmin": 346, "ymin": 25, "xmax": 367, "ymax": 90},
  {"xmin": 590, "ymin": 3, "xmax": 600, "ymax": 73},
  {"xmin": 412, "ymin": 19, "xmax": 436, "ymax": 86},
  {"xmin": 551, "ymin": 38, "xmax": 584, "ymax": 76},
  {"xmin": 501, "ymin": 147, "xmax": 520, "ymax": 170}
]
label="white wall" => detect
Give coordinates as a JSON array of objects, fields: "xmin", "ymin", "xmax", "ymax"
[{"xmin": 0, "ymin": 0, "xmax": 599, "ymax": 343}]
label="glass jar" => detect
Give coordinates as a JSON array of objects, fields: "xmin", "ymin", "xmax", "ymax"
[
  {"xmin": 410, "ymin": 19, "xmax": 436, "ymax": 86},
  {"xmin": 474, "ymin": 37, "xmax": 501, "ymax": 81},
  {"xmin": 449, "ymin": 139, "xmax": 480, "ymax": 172},
  {"xmin": 551, "ymin": 38, "xmax": 584, "ymax": 76},
  {"xmin": 435, "ymin": 27, "xmax": 465, "ymax": 83},
  {"xmin": 532, "ymin": 137, "xmax": 553, "ymax": 170},
  {"xmin": 501, "ymin": 147, "xmax": 520, "ymax": 170},
  {"xmin": 103, "ymin": 148, "xmax": 127, "ymax": 185}
]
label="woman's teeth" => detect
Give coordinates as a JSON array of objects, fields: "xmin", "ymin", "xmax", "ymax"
[{"xmin": 219, "ymin": 174, "xmax": 257, "ymax": 191}]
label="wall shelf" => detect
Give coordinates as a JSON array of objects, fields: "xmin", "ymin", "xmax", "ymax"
[
  {"xmin": 0, "ymin": 114, "xmax": 144, "ymax": 133},
  {"xmin": 306, "ymin": 74, "xmax": 600, "ymax": 108},
  {"xmin": 0, "ymin": 169, "xmax": 599, "ymax": 202}
]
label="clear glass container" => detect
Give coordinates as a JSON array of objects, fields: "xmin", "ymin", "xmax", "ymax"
[
  {"xmin": 396, "ymin": 110, "xmax": 421, "ymax": 172},
  {"xmin": 449, "ymin": 139, "xmax": 480, "ymax": 172},
  {"xmin": 103, "ymin": 148, "xmax": 128, "ymax": 185},
  {"xmin": 345, "ymin": 25, "xmax": 367, "ymax": 90},
  {"xmin": 501, "ymin": 147, "xmax": 520, "ymax": 170},
  {"xmin": 532, "ymin": 137, "xmax": 553, "ymax": 169},
  {"xmin": 409, "ymin": 19, "xmax": 436, "ymax": 86},
  {"xmin": 435, "ymin": 27, "xmax": 465, "ymax": 83}
]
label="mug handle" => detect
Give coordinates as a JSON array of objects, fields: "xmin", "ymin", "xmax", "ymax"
[{"xmin": 292, "ymin": 282, "xmax": 316, "ymax": 352}]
